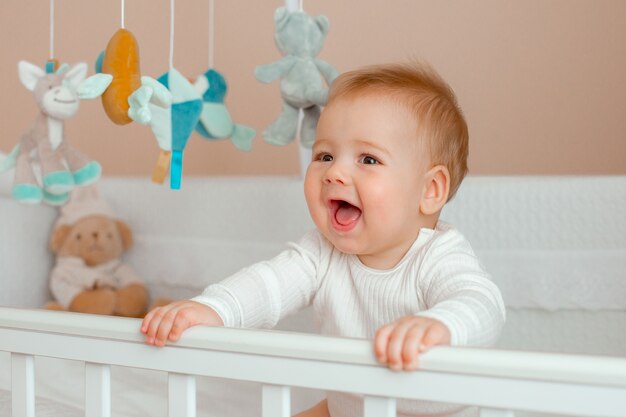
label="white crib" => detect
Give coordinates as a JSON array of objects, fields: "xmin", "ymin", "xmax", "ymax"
[{"xmin": 1, "ymin": 176, "xmax": 626, "ymax": 417}]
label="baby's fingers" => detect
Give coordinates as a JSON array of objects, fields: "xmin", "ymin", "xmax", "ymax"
[
  {"xmin": 144, "ymin": 304, "xmax": 177, "ymax": 345},
  {"xmin": 401, "ymin": 325, "xmax": 426, "ymax": 371},
  {"xmin": 141, "ymin": 307, "xmax": 160, "ymax": 334},
  {"xmin": 374, "ymin": 324, "xmax": 394, "ymax": 363},
  {"xmin": 153, "ymin": 307, "xmax": 187, "ymax": 346},
  {"xmin": 167, "ymin": 308, "xmax": 197, "ymax": 342},
  {"xmin": 386, "ymin": 323, "xmax": 416, "ymax": 371},
  {"xmin": 420, "ymin": 322, "xmax": 450, "ymax": 352}
]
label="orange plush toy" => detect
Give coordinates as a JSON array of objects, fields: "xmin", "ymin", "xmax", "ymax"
[
  {"xmin": 77, "ymin": 29, "xmax": 172, "ymax": 126},
  {"xmin": 45, "ymin": 185, "xmax": 149, "ymax": 317}
]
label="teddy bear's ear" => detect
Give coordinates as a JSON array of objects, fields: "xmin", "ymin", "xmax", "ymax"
[
  {"xmin": 274, "ymin": 7, "xmax": 290, "ymax": 30},
  {"xmin": 50, "ymin": 225, "xmax": 71, "ymax": 253},
  {"xmin": 314, "ymin": 15, "xmax": 330, "ymax": 34},
  {"xmin": 116, "ymin": 220, "xmax": 134, "ymax": 250}
]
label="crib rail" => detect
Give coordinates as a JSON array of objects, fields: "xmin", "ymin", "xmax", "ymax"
[{"xmin": 1, "ymin": 307, "xmax": 626, "ymax": 417}]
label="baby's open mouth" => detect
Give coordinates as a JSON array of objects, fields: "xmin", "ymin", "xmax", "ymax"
[{"xmin": 330, "ymin": 199, "xmax": 362, "ymax": 227}]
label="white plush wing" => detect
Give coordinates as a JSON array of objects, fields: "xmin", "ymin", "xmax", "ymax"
[
  {"xmin": 77, "ymin": 74, "xmax": 113, "ymax": 99},
  {"xmin": 141, "ymin": 76, "xmax": 172, "ymax": 108}
]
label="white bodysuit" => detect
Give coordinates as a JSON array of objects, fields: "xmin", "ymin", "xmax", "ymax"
[{"xmin": 193, "ymin": 222, "xmax": 506, "ymax": 417}]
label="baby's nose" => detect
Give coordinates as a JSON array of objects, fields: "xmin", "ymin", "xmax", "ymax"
[{"xmin": 324, "ymin": 177, "xmax": 345, "ymax": 185}]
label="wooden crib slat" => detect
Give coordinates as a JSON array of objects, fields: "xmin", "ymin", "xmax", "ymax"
[
  {"xmin": 11, "ymin": 353, "xmax": 35, "ymax": 417},
  {"xmin": 363, "ymin": 395, "xmax": 396, "ymax": 417},
  {"xmin": 480, "ymin": 408, "xmax": 515, "ymax": 417},
  {"xmin": 85, "ymin": 363, "xmax": 111, "ymax": 417},
  {"xmin": 262, "ymin": 385, "xmax": 290, "ymax": 417},
  {"xmin": 169, "ymin": 373, "xmax": 196, "ymax": 417}
]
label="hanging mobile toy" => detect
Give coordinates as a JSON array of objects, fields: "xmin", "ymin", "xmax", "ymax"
[
  {"xmin": 77, "ymin": 0, "xmax": 172, "ymax": 125},
  {"xmin": 193, "ymin": 0, "xmax": 255, "ymax": 151},
  {"xmin": 147, "ymin": 0, "xmax": 202, "ymax": 190},
  {"xmin": 0, "ymin": 0, "xmax": 101, "ymax": 205},
  {"xmin": 255, "ymin": 1, "xmax": 338, "ymax": 148}
]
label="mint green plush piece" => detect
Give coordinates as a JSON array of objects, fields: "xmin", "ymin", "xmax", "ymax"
[
  {"xmin": 199, "ymin": 103, "xmax": 233, "ymax": 138},
  {"xmin": 42, "ymin": 190, "xmax": 70, "ymax": 206},
  {"xmin": 43, "ymin": 171, "xmax": 74, "ymax": 195},
  {"xmin": 12, "ymin": 183, "xmax": 43, "ymax": 204},
  {"xmin": 0, "ymin": 144, "xmax": 20, "ymax": 173},
  {"xmin": 231, "ymin": 125, "xmax": 256, "ymax": 152},
  {"xmin": 194, "ymin": 68, "xmax": 256, "ymax": 151},
  {"xmin": 73, "ymin": 161, "xmax": 102, "ymax": 186}
]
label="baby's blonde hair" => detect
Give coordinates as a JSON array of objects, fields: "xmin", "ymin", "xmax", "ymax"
[{"xmin": 327, "ymin": 62, "xmax": 469, "ymax": 200}]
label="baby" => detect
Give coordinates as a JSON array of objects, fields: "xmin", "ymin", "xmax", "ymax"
[{"xmin": 142, "ymin": 62, "xmax": 506, "ymax": 417}]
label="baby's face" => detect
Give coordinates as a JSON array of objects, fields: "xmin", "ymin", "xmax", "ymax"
[{"xmin": 304, "ymin": 94, "xmax": 432, "ymax": 269}]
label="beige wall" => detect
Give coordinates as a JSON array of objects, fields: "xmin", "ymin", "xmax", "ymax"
[{"xmin": 1, "ymin": 0, "xmax": 625, "ymax": 177}]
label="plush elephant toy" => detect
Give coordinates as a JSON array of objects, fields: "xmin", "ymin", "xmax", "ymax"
[{"xmin": 255, "ymin": 7, "xmax": 338, "ymax": 148}]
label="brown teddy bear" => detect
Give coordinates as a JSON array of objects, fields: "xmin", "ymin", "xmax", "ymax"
[{"xmin": 45, "ymin": 185, "xmax": 149, "ymax": 317}]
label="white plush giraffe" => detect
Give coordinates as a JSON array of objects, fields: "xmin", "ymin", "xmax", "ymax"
[{"xmin": 0, "ymin": 61, "xmax": 101, "ymax": 205}]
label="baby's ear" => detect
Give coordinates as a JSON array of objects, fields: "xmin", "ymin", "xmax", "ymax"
[
  {"xmin": 50, "ymin": 225, "xmax": 72, "ymax": 253},
  {"xmin": 420, "ymin": 165, "xmax": 450, "ymax": 216},
  {"xmin": 116, "ymin": 220, "xmax": 133, "ymax": 250}
]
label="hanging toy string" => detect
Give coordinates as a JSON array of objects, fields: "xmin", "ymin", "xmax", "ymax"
[
  {"xmin": 121, "ymin": 0, "xmax": 125, "ymax": 28},
  {"xmin": 49, "ymin": 0, "xmax": 55, "ymax": 59},
  {"xmin": 46, "ymin": 0, "xmax": 58, "ymax": 73},
  {"xmin": 168, "ymin": 0, "xmax": 182, "ymax": 189},
  {"xmin": 208, "ymin": 0, "xmax": 215, "ymax": 68},
  {"xmin": 169, "ymin": 0, "xmax": 175, "ymax": 70}
]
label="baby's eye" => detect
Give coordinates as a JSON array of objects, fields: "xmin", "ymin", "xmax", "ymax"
[
  {"xmin": 314, "ymin": 153, "xmax": 333, "ymax": 162},
  {"xmin": 360, "ymin": 155, "xmax": 379, "ymax": 165},
  {"xmin": 76, "ymin": 233, "xmax": 82, "ymax": 240}
]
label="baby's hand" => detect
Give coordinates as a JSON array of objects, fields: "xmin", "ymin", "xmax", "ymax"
[
  {"xmin": 141, "ymin": 300, "xmax": 223, "ymax": 347},
  {"xmin": 374, "ymin": 316, "xmax": 450, "ymax": 371}
]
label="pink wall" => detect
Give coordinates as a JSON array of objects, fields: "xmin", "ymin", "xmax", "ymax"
[{"xmin": 1, "ymin": 0, "xmax": 625, "ymax": 177}]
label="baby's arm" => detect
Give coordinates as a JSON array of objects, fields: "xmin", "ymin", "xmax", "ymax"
[
  {"xmin": 142, "ymin": 231, "xmax": 324, "ymax": 346},
  {"xmin": 141, "ymin": 300, "xmax": 223, "ymax": 347},
  {"xmin": 375, "ymin": 229, "xmax": 505, "ymax": 371}
]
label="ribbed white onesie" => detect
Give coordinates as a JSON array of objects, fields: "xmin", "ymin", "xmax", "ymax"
[{"xmin": 193, "ymin": 221, "xmax": 506, "ymax": 417}]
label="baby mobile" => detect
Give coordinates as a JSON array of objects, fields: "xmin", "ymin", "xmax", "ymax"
[
  {"xmin": 0, "ymin": 0, "xmax": 337, "ymax": 195},
  {"xmin": 0, "ymin": 0, "xmax": 101, "ymax": 206}
]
